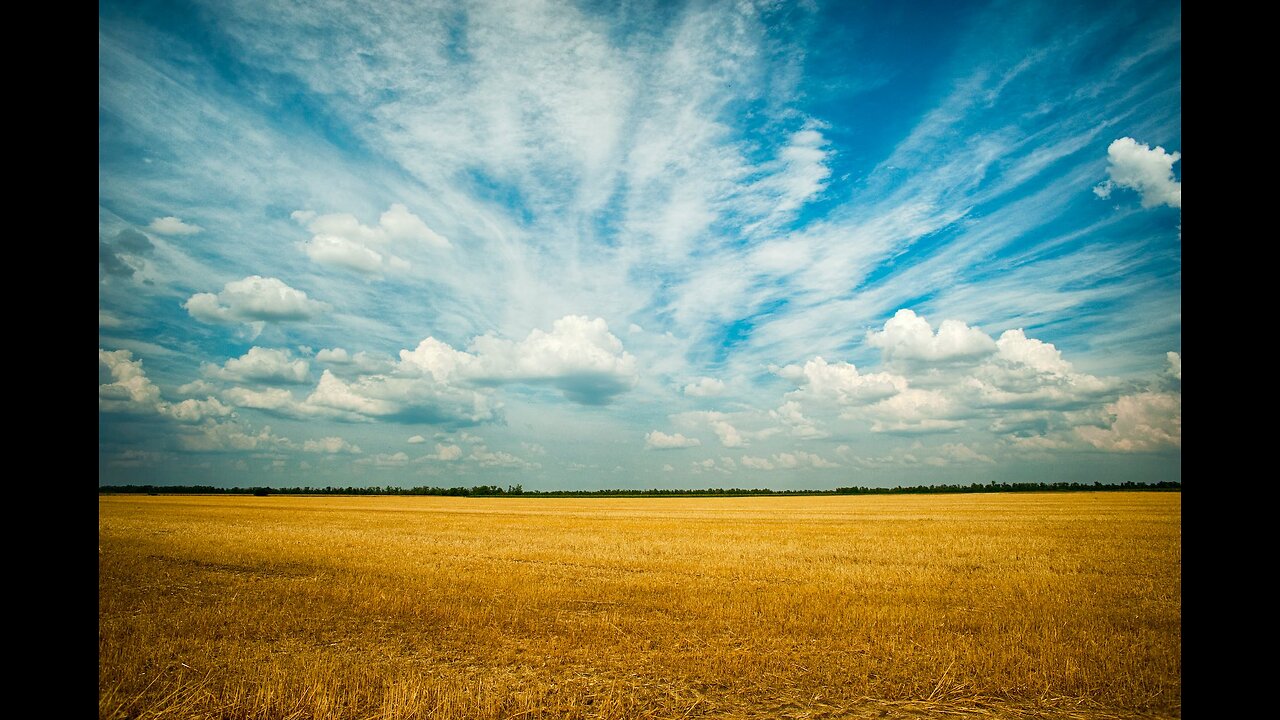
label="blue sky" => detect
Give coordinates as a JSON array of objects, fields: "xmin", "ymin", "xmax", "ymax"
[{"xmin": 99, "ymin": 0, "xmax": 1181, "ymax": 489}]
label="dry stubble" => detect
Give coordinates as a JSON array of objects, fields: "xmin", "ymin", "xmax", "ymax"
[{"xmin": 99, "ymin": 492, "xmax": 1180, "ymax": 719}]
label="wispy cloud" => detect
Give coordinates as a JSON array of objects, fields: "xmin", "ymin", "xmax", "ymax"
[{"xmin": 99, "ymin": 0, "xmax": 1180, "ymax": 488}]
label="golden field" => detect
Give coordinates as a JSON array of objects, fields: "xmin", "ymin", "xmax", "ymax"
[{"xmin": 98, "ymin": 492, "xmax": 1180, "ymax": 719}]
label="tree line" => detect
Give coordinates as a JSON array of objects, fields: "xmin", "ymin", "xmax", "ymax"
[{"xmin": 98, "ymin": 480, "xmax": 1180, "ymax": 497}]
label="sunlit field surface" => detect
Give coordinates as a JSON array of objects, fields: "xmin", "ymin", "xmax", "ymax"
[{"xmin": 99, "ymin": 493, "xmax": 1180, "ymax": 719}]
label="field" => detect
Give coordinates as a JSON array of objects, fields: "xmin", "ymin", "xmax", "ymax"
[{"xmin": 99, "ymin": 493, "xmax": 1181, "ymax": 719}]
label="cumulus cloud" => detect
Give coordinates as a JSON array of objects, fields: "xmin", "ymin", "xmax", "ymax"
[
  {"xmin": 99, "ymin": 349, "xmax": 163, "ymax": 413},
  {"xmin": 357, "ymin": 451, "xmax": 410, "ymax": 467},
  {"xmin": 673, "ymin": 410, "xmax": 781, "ymax": 449},
  {"xmin": 770, "ymin": 400, "xmax": 827, "ymax": 438},
  {"xmin": 1167, "ymin": 351, "xmax": 1181, "ymax": 381},
  {"xmin": 420, "ymin": 443, "xmax": 462, "ymax": 461},
  {"xmin": 775, "ymin": 310, "xmax": 1132, "ymax": 441},
  {"xmin": 147, "ymin": 216, "xmax": 203, "ymax": 235},
  {"xmin": 963, "ymin": 330, "xmax": 1116, "ymax": 410},
  {"xmin": 293, "ymin": 203, "xmax": 448, "ymax": 276},
  {"xmin": 398, "ymin": 315, "xmax": 637, "ymax": 404},
  {"xmin": 303, "ymin": 436, "xmax": 363, "ymax": 454},
  {"xmin": 407, "ymin": 435, "xmax": 427, "ymax": 444},
  {"xmin": 163, "ymin": 397, "xmax": 233, "ymax": 423},
  {"xmin": 683, "ymin": 376, "xmax": 726, "ymax": 397},
  {"xmin": 1075, "ymin": 392, "xmax": 1181, "ymax": 451},
  {"xmin": 469, "ymin": 315, "xmax": 637, "ymax": 403},
  {"xmin": 709, "ymin": 419, "xmax": 746, "ymax": 448},
  {"xmin": 303, "ymin": 369, "xmax": 500, "ymax": 425},
  {"xmin": 865, "ymin": 309, "xmax": 996, "ymax": 363},
  {"xmin": 175, "ymin": 379, "xmax": 218, "ymax": 397},
  {"xmin": 927, "ymin": 443, "xmax": 996, "ymax": 466},
  {"xmin": 470, "ymin": 446, "xmax": 537, "ymax": 468},
  {"xmin": 740, "ymin": 451, "xmax": 836, "ymax": 470},
  {"xmin": 219, "ymin": 386, "xmax": 306, "ymax": 416},
  {"xmin": 645, "ymin": 430, "xmax": 701, "ymax": 449},
  {"xmin": 184, "ymin": 276, "xmax": 328, "ymax": 324},
  {"xmin": 100, "ymin": 348, "xmax": 232, "ymax": 423},
  {"xmin": 776, "ymin": 357, "xmax": 906, "ymax": 406},
  {"xmin": 839, "ymin": 442, "xmax": 994, "ymax": 468},
  {"xmin": 305, "ymin": 371, "xmax": 402, "ymax": 417},
  {"xmin": 175, "ymin": 420, "xmax": 292, "ymax": 453},
  {"xmin": 205, "ymin": 347, "xmax": 310, "ymax": 384},
  {"xmin": 315, "ymin": 348, "xmax": 351, "ymax": 364},
  {"xmin": 772, "ymin": 450, "xmax": 838, "ymax": 469},
  {"xmin": 1093, "ymin": 137, "xmax": 1181, "ymax": 208},
  {"xmin": 314, "ymin": 347, "xmax": 395, "ymax": 374}
]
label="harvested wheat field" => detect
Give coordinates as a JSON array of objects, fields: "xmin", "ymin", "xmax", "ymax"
[{"xmin": 98, "ymin": 492, "xmax": 1180, "ymax": 719}]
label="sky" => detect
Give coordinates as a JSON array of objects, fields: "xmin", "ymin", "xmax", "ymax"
[{"xmin": 99, "ymin": 0, "xmax": 1181, "ymax": 490}]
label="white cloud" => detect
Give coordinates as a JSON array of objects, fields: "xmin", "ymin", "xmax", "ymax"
[
  {"xmin": 175, "ymin": 419, "xmax": 292, "ymax": 453},
  {"xmin": 219, "ymin": 386, "xmax": 307, "ymax": 415},
  {"xmin": 840, "ymin": 442, "xmax": 994, "ymax": 468},
  {"xmin": 709, "ymin": 419, "xmax": 746, "ymax": 448},
  {"xmin": 304, "ymin": 370, "xmax": 401, "ymax": 417},
  {"xmin": 470, "ymin": 446, "xmax": 537, "ymax": 468},
  {"xmin": 147, "ymin": 216, "xmax": 202, "ymax": 235},
  {"xmin": 673, "ymin": 410, "xmax": 781, "ymax": 449},
  {"xmin": 777, "ymin": 357, "xmax": 906, "ymax": 406},
  {"xmin": 931, "ymin": 443, "xmax": 996, "ymax": 465},
  {"xmin": 740, "ymin": 451, "xmax": 836, "ymax": 470},
  {"xmin": 378, "ymin": 203, "xmax": 450, "ymax": 247},
  {"xmin": 683, "ymin": 377, "xmax": 726, "ymax": 397},
  {"xmin": 293, "ymin": 203, "xmax": 448, "ymax": 276},
  {"xmin": 314, "ymin": 347, "xmax": 394, "ymax": 374},
  {"xmin": 645, "ymin": 430, "xmax": 701, "ymax": 450},
  {"xmin": 100, "ymin": 348, "xmax": 231, "ymax": 423},
  {"xmin": 99, "ymin": 349, "xmax": 162, "ymax": 413},
  {"xmin": 1075, "ymin": 391, "xmax": 1181, "ymax": 451},
  {"xmin": 421, "ymin": 443, "xmax": 462, "ymax": 461},
  {"xmin": 1167, "ymin": 351, "xmax": 1181, "ymax": 381},
  {"xmin": 175, "ymin": 379, "xmax": 218, "ymax": 397},
  {"xmin": 205, "ymin": 347, "xmax": 310, "ymax": 384},
  {"xmin": 184, "ymin": 276, "xmax": 328, "ymax": 324},
  {"xmin": 662, "ymin": 464, "xmax": 674, "ymax": 472},
  {"xmin": 863, "ymin": 388, "xmax": 968, "ymax": 434},
  {"xmin": 772, "ymin": 450, "xmax": 838, "ymax": 469},
  {"xmin": 963, "ymin": 330, "xmax": 1116, "ymax": 410},
  {"xmin": 866, "ymin": 309, "xmax": 996, "ymax": 363},
  {"xmin": 770, "ymin": 400, "xmax": 827, "ymax": 439},
  {"xmin": 315, "ymin": 347, "xmax": 350, "ymax": 364},
  {"xmin": 1093, "ymin": 137, "xmax": 1181, "ymax": 208},
  {"xmin": 469, "ymin": 315, "xmax": 637, "ymax": 402},
  {"xmin": 163, "ymin": 397, "xmax": 233, "ymax": 423},
  {"xmin": 407, "ymin": 435, "xmax": 426, "ymax": 444},
  {"xmin": 303, "ymin": 436, "xmax": 362, "ymax": 454},
  {"xmin": 357, "ymin": 451, "xmax": 410, "ymax": 467},
  {"xmin": 302, "ymin": 234, "xmax": 387, "ymax": 274},
  {"xmin": 994, "ymin": 329, "xmax": 1072, "ymax": 375},
  {"xmin": 399, "ymin": 315, "xmax": 637, "ymax": 405}
]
